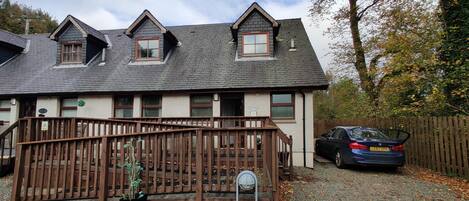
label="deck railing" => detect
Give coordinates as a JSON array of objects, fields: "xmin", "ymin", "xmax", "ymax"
[
  {"xmin": 7, "ymin": 117, "xmax": 292, "ymax": 201},
  {"xmin": 114, "ymin": 116, "xmax": 270, "ymax": 128},
  {"xmin": 11, "ymin": 128, "xmax": 282, "ymax": 201},
  {"xmin": 0, "ymin": 121, "xmax": 18, "ymax": 176}
]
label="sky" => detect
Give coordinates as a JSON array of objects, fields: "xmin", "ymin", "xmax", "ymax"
[{"xmin": 13, "ymin": 0, "xmax": 333, "ymax": 69}]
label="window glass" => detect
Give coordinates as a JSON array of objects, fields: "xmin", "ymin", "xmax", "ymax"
[
  {"xmin": 242, "ymin": 33, "xmax": 268, "ymax": 55},
  {"xmin": 191, "ymin": 95, "xmax": 212, "ymax": 117},
  {"xmin": 137, "ymin": 39, "xmax": 159, "ymax": 60},
  {"xmin": 271, "ymin": 93, "xmax": 294, "ymax": 119},
  {"xmin": 114, "ymin": 96, "xmax": 133, "ymax": 118},
  {"xmin": 271, "ymin": 106, "xmax": 293, "ymax": 118},
  {"xmin": 0, "ymin": 100, "xmax": 9, "ymax": 108},
  {"xmin": 0, "ymin": 99, "xmax": 10, "ymax": 121},
  {"xmin": 62, "ymin": 43, "xmax": 82, "ymax": 63},
  {"xmin": 244, "ymin": 35, "xmax": 256, "ymax": 44},
  {"xmin": 350, "ymin": 128, "xmax": 390, "ymax": 140},
  {"xmin": 61, "ymin": 98, "xmax": 77, "ymax": 117},
  {"xmin": 272, "ymin": 94, "xmax": 292, "ymax": 104},
  {"xmin": 115, "ymin": 109, "xmax": 133, "ymax": 118},
  {"xmin": 142, "ymin": 95, "xmax": 162, "ymax": 117}
]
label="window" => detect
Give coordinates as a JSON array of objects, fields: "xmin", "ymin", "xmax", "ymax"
[
  {"xmin": 141, "ymin": 95, "xmax": 162, "ymax": 117},
  {"xmin": 0, "ymin": 99, "xmax": 10, "ymax": 123},
  {"xmin": 271, "ymin": 93, "xmax": 295, "ymax": 119},
  {"xmin": 114, "ymin": 96, "xmax": 134, "ymax": 118},
  {"xmin": 61, "ymin": 98, "xmax": 78, "ymax": 117},
  {"xmin": 136, "ymin": 38, "xmax": 160, "ymax": 60},
  {"xmin": 242, "ymin": 33, "xmax": 268, "ymax": 56},
  {"xmin": 190, "ymin": 95, "xmax": 212, "ymax": 117},
  {"xmin": 61, "ymin": 42, "xmax": 82, "ymax": 63}
]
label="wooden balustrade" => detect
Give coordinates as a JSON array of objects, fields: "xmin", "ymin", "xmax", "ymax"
[
  {"xmin": 12, "ymin": 128, "xmax": 281, "ymax": 201},
  {"xmin": 0, "ymin": 121, "xmax": 18, "ymax": 176},
  {"xmin": 16, "ymin": 117, "xmax": 198, "ymax": 143},
  {"xmin": 114, "ymin": 116, "xmax": 270, "ymax": 128}
]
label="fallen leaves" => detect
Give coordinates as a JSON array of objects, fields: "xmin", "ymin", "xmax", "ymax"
[
  {"xmin": 403, "ymin": 165, "xmax": 469, "ymax": 200},
  {"xmin": 279, "ymin": 180, "xmax": 294, "ymax": 201}
]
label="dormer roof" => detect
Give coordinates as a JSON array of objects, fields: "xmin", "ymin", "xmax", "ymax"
[
  {"xmin": 231, "ymin": 2, "xmax": 279, "ymax": 29},
  {"xmin": 125, "ymin": 10, "xmax": 168, "ymax": 35},
  {"xmin": 0, "ymin": 29, "xmax": 27, "ymax": 50},
  {"xmin": 49, "ymin": 15, "xmax": 107, "ymax": 44}
]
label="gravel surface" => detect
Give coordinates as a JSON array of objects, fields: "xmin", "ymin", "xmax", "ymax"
[
  {"xmin": 1, "ymin": 163, "xmax": 465, "ymax": 201},
  {"xmin": 290, "ymin": 163, "xmax": 465, "ymax": 201},
  {"xmin": 0, "ymin": 174, "xmax": 12, "ymax": 201}
]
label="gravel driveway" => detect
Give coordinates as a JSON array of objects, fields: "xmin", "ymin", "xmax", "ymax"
[{"xmin": 290, "ymin": 162, "xmax": 464, "ymax": 201}]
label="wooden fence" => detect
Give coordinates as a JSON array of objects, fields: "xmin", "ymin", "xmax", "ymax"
[{"xmin": 314, "ymin": 116, "xmax": 469, "ymax": 179}]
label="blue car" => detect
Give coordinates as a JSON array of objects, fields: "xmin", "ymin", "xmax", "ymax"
[{"xmin": 315, "ymin": 126, "xmax": 410, "ymax": 169}]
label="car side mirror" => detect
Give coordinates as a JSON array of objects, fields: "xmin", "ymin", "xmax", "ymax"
[{"xmin": 321, "ymin": 133, "xmax": 330, "ymax": 138}]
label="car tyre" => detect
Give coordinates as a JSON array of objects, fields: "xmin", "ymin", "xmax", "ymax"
[{"xmin": 335, "ymin": 151, "xmax": 345, "ymax": 169}]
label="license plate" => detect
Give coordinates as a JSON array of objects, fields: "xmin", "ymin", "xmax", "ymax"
[{"xmin": 369, "ymin": 146, "xmax": 390, "ymax": 152}]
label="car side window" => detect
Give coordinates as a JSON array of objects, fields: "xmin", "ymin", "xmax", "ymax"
[
  {"xmin": 332, "ymin": 129, "xmax": 342, "ymax": 139},
  {"xmin": 339, "ymin": 129, "xmax": 348, "ymax": 140}
]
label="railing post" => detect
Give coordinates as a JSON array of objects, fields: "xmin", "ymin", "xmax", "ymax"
[
  {"xmin": 196, "ymin": 129, "xmax": 203, "ymax": 201},
  {"xmin": 271, "ymin": 131, "xmax": 279, "ymax": 201},
  {"xmin": 210, "ymin": 117, "xmax": 214, "ymax": 128},
  {"xmin": 99, "ymin": 137, "xmax": 109, "ymax": 201},
  {"xmin": 11, "ymin": 143, "xmax": 25, "ymax": 201},
  {"xmin": 289, "ymin": 135, "xmax": 293, "ymax": 177},
  {"xmin": 70, "ymin": 118, "xmax": 76, "ymax": 138},
  {"xmin": 26, "ymin": 118, "xmax": 32, "ymax": 142}
]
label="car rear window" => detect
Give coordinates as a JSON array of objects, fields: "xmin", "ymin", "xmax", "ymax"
[{"xmin": 350, "ymin": 128, "xmax": 390, "ymax": 140}]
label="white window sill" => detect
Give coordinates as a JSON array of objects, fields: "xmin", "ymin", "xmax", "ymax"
[
  {"xmin": 128, "ymin": 60, "xmax": 165, "ymax": 66},
  {"xmin": 272, "ymin": 119, "xmax": 296, "ymax": 124},
  {"xmin": 53, "ymin": 63, "xmax": 87, "ymax": 68}
]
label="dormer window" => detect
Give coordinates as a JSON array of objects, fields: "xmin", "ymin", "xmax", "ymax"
[
  {"xmin": 136, "ymin": 37, "xmax": 160, "ymax": 61},
  {"xmin": 242, "ymin": 33, "xmax": 268, "ymax": 56},
  {"xmin": 61, "ymin": 42, "xmax": 82, "ymax": 63}
]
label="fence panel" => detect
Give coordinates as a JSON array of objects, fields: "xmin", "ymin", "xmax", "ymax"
[{"xmin": 314, "ymin": 116, "xmax": 469, "ymax": 179}]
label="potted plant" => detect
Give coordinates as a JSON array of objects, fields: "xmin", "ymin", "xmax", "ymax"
[{"xmin": 120, "ymin": 138, "xmax": 147, "ymax": 201}]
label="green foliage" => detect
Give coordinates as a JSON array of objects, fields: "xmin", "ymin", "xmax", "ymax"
[
  {"xmin": 314, "ymin": 73, "xmax": 374, "ymax": 119},
  {"xmin": 437, "ymin": 0, "xmax": 469, "ymax": 115},
  {"xmin": 0, "ymin": 0, "xmax": 58, "ymax": 34},
  {"xmin": 122, "ymin": 138, "xmax": 145, "ymax": 200}
]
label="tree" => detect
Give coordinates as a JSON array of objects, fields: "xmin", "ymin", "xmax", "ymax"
[
  {"xmin": 310, "ymin": 0, "xmax": 439, "ymax": 114},
  {"xmin": 0, "ymin": 0, "xmax": 58, "ymax": 34},
  {"xmin": 437, "ymin": 0, "xmax": 469, "ymax": 115},
  {"xmin": 314, "ymin": 71, "xmax": 374, "ymax": 119}
]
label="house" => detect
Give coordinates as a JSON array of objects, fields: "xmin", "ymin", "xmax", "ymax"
[{"xmin": 0, "ymin": 3, "xmax": 327, "ymax": 168}]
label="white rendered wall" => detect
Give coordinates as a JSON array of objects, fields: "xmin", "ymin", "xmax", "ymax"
[
  {"xmin": 162, "ymin": 94, "xmax": 190, "ymax": 117},
  {"xmin": 36, "ymin": 97, "xmax": 59, "ymax": 117},
  {"xmin": 76, "ymin": 95, "xmax": 113, "ymax": 118}
]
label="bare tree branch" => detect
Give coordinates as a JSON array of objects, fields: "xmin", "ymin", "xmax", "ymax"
[{"xmin": 357, "ymin": 0, "xmax": 380, "ymax": 20}]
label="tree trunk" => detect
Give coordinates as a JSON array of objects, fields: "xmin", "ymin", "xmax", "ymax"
[{"xmin": 348, "ymin": 0, "xmax": 379, "ymax": 111}]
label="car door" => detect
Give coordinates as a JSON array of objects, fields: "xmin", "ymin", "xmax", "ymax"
[
  {"xmin": 316, "ymin": 129, "xmax": 334, "ymax": 156},
  {"xmin": 323, "ymin": 128, "xmax": 340, "ymax": 158}
]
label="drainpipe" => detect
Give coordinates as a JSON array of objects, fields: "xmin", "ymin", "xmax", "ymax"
[{"xmin": 300, "ymin": 91, "xmax": 306, "ymax": 167}]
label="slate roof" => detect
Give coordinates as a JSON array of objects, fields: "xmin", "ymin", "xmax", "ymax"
[
  {"xmin": 0, "ymin": 29, "xmax": 27, "ymax": 49},
  {"xmin": 69, "ymin": 15, "xmax": 107, "ymax": 43},
  {"xmin": 0, "ymin": 18, "xmax": 328, "ymax": 96}
]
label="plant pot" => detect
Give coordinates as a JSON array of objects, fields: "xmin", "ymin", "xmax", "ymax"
[{"xmin": 119, "ymin": 194, "xmax": 148, "ymax": 201}]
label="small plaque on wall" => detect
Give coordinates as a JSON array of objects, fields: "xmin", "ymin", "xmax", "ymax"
[{"xmin": 41, "ymin": 121, "xmax": 49, "ymax": 131}]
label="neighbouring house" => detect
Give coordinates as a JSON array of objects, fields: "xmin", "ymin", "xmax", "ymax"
[{"xmin": 0, "ymin": 3, "xmax": 327, "ymax": 168}]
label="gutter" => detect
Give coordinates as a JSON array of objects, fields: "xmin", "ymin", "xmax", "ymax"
[{"xmin": 300, "ymin": 91, "xmax": 306, "ymax": 167}]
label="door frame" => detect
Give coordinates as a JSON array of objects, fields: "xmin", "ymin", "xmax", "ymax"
[{"xmin": 219, "ymin": 93, "xmax": 245, "ymax": 117}]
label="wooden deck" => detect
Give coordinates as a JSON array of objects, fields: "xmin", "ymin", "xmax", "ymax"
[{"xmin": 1, "ymin": 117, "xmax": 292, "ymax": 201}]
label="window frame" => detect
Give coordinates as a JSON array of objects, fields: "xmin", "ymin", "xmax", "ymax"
[
  {"xmin": 135, "ymin": 36, "xmax": 161, "ymax": 61},
  {"xmin": 141, "ymin": 95, "xmax": 162, "ymax": 117},
  {"xmin": 0, "ymin": 99, "xmax": 11, "ymax": 123},
  {"xmin": 60, "ymin": 97, "xmax": 78, "ymax": 117},
  {"xmin": 113, "ymin": 95, "xmax": 134, "ymax": 118},
  {"xmin": 270, "ymin": 92, "xmax": 295, "ymax": 120},
  {"xmin": 241, "ymin": 32, "xmax": 270, "ymax": 57},
  {"xmin": 61, "ymin": 41, "xmax": 82, "ymax": 64},
  {"xmin": 190, "ymin": 94, "xmax": 213, "ymax": 117}
]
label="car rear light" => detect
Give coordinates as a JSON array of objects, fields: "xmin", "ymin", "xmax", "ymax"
[
  {"xmin": 349, "ymin": 142, "xmax": 368, "ymax": 150},
  {"xmin": 392, "ymin": 144, "xmax": 404, "ymax": 152}
]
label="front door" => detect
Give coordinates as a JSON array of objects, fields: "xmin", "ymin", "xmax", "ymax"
[
  {"xmin": 220, "ymin": 93, "xmax": 244, "ymax": 117},
  {"xmin": 19, "ymin": 97, "xmax": 37, "ymax": 118}
]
